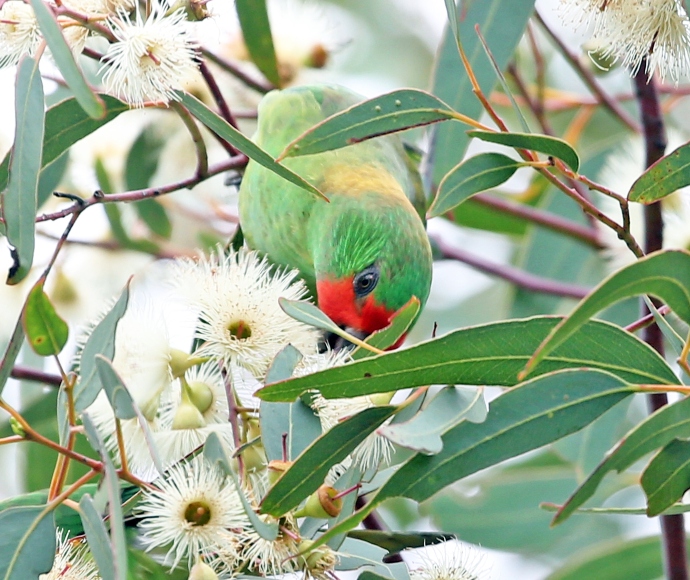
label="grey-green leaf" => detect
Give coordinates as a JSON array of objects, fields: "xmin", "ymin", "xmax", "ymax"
[
  {"xmin": 428, "ymin": 152, "xmax": 522, "ymax": 218},
  {"xmin": 235, "ymin": 0, "xmax": 281, "ymax": 87},
  {"xmin": 277, "ymin": 89, "xmax": 458, "ymax": 159},
  {"xmin": 29, "ymin": 0, "xmax": 104, "ymax": 118},
  {"xmin": 178, "ymin": 92, "xmax": 325, "ymax": 200},
  {"xmin": 74, "ymin": 283, "xmax": 130, "ymax": 412},
  {"xmin": 467, "ymin": 130, "xmax": 580, "ymax": 172},
  {"xmin": 4, "ymin": 56, "xmax": 44, "ymax": 284},
  {"xmin": 0, "ymin": 505, "xmax": 55, "ymax": 580}
]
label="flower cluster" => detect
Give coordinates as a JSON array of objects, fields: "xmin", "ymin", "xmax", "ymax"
[{"xmin": 561, "ymin": 0, "xmax": 690, "ymax": 82}]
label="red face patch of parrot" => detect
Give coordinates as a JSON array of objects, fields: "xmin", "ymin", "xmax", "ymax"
[{"xmin": 317, "ymin": 278, "xmax": 396, "ymax": 336}]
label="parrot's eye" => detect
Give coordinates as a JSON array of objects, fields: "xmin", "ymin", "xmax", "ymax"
[{"xmin": 354, "ymin": 264, "xmax": 379, "ymax": 298}]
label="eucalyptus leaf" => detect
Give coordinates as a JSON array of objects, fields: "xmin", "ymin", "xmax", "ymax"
[
  {"xmin": 641, "ymin": 439, "xmax": 690, "ymax": 516},
  {"xmin": 629, "ymin": 141, "xmax": 690, "ymax": 203},
  {"xmin": 523, "ymin": 250, "xmax": 690, "ymax": 378},
  {"xmin": 4, "ymin": 56, "xmax": 43, "ymax": 284},
  {"xmin": 351, "ymin": 298, "xmax": 420, "ymax": 359},
  {"xmin": 235, "ymin": 0, "xmax": 280, "ymax": 86},
  {"xmin": 22, "ymin": 280, "xmax": 68, "ymax": 356},
  {"xmin": 0, "ymin": 505, "xmax": 55, "ymax": 580},
  {"xmin": 277, "ymin": 89, "xmax": 458, "ymax": 159}
]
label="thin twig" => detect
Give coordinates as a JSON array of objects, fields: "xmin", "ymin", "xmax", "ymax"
[
  {"xmin": 171, "ymin": 101, "xmax": 209, "ymax": 178},
  {"xmin": 433, "ymin": 236, "xmax": 590, "ymax": 299},
  {"xmin": 10, "ymin": 366, "xmax": 62, "ymax": 386},
  {"xmin": 472, "ymin": 193, "xmax": 603, "ymax": 249},
  {"xmin": 535, "ymin": 10, "xmax": 640, "ymax": 133},
  {"xmin": 36, "ymin": 155, "xmax": 247, "ymax": 223},
  {"xmin": 201, "ymin": 48, "xmax": 275, "ymax": 94}
]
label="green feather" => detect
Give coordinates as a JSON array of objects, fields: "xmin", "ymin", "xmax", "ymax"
[{"xmin": 239, "ymin": 84, "xmax": 433, "ymax": 318}]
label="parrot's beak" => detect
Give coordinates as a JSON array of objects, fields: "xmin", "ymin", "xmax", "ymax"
[{"xmin": 323, "ymin": 326, "xmax": 368, "ymax": 352}]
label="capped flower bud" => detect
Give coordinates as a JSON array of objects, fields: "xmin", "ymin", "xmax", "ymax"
[
  {"xmin": 369, "ymin": 391, "xmax": 394, "ymax": 406},
  {"xmin": 189, "ymin": 557, "xmax": 218, "ymax": 580},
  {"xmin": 187, "ymin": 379, "xmax": 214, "ymax": 414},
  {"xmin": 169, "ymin": 348, "xmax": 209, "ymax": 379},
  {"xmin": 298, "ymin": 539, "xmax": 338, "ymax": 578},
  {"xmin": 172, "ymin": 398, "xmax": 206, "ymax": 430},
  {"xmin": 267, "ymin": 459, "xmax": 293, "ymax": 485},
  {"xmin": 294, "ymin": 485, "xmax": 342, "ymax": 519}
]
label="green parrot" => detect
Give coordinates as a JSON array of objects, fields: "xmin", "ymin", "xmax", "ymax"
[{"xmin": 238, "ymin": 84, "xmax": 433, "ymax": 342}]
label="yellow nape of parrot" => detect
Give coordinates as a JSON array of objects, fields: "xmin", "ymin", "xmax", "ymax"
[{"xmin": 238, "ymin": 84, "xmax": 433, "ymax": 344}]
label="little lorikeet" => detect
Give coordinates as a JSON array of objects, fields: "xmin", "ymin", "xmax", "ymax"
[{"xmin": 238, "ymin": 84, "xmax": 433, "ymax": 340}]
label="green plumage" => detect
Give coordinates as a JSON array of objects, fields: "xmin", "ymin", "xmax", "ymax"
[{"xmin": 239, "ymin": 84, "xmax": 433, "ymax": 320}]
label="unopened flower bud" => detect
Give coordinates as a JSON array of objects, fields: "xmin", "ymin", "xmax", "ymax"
[
  {"xmin": 172, "ymin": 399, "xmax": 206, "ymax": 430},
  {"xmin": 298, "ymin": 539, "xmax": 338, "ymax": 574},
  {"xmin": 267, "ymin": 459, "xmax": 293, "ymax": 485},
  {"xmin": 189, "ymin": 558, "xmax": 218, "ymax": 580},
  {"xmin": 294, "ymin": 484, "xmax": 342, "ymax": 519},
  {"xmin": 168, "ymin": 349, "xmax": 208, "ymax": 379},
  {"xmin": 9, "ymin": 417, "xmax": 25, "ymax": 438},
  {"xmin": 187, "ymin": 380, "xmax": 214, "ymax": 414}
]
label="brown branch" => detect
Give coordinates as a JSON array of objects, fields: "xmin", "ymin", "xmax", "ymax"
[
  {"xmin": 201, "ymin": 48, "xmax": 275, "ymax": 94},
  {"xmin": 433, "ymin": 236, "xmax": 590, "ymax": 299},
  {"xmin": 10, "ymin": 366, "xmax": 62, "ymax": 386},
  {"xmin": 634, "ymin": 63, "xmax": 688, "ymax": 580},
  {"xmin": 472, "ymin": 193, "xmax": 603, "ymax": 249},
  {"xmin": 36, "ymin": 155, "xmax": 247, "ymax": 223}
]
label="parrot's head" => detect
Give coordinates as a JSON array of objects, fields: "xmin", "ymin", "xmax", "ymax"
[{"xmin": 311, "ymin": 189, "xmax": 433, "ymax": 343}]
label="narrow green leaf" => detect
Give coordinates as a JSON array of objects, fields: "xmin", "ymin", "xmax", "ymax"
[
  {"xmin": 553, "ymin": 394, "xmax": 690, "ymax": 525},
  {"xmin": 377, "ymin": 369, "xmax": 631, "ymax": 503},
  {"xmin": 523, "ymin": 250, "xmax": 690, "ymax": 378},
  {"xmin": 546, "ymin": 535, "xmax": 681, "ymax": 580},
  {"xmin": 310, "ymin": 369, "xmax": 634, "ymax": 549},
  {"xmin": 643, "ymin": 297, "xmax": 685, "ymax": 357},
  {"xmin": 257, "ymin": 316, "xmax": 677, "ymax": 402},
  {"xmin": 235, "ymin": 0, "xmax": 280, "ymax": 87},
  {"xmin": 277, "ymin": 89, "xmax": 457, "ymax": 159},
  {"xmin": 346, "ymin": 530, "xmax": 454, "ymax": 558},
  {"xmin": 467, "ymin": 130, "xmax": 580, "ymax": 172},
  {"xmin": 74, "ymin": 283, "xmax": 130, "ymax": 411},
  {"xmin": 629, "ymin": 141, "xmax": 690, "ymax": 203},
  {"xmin": 378, "ymin": 386, "xmax": 486, "ymax": 454},
  {"xmin": 80, "ymin": 494, "xmax": 115, "ymax": 580},
  {"xmin": 260, "ymin": 406, "xmax": 397, "ymax": 516},
  {"xmin": 352, "ymin": 297, "xmax": 420, "ymax": 360},
  {"xmin": 4, "ymin": 56, "xmax": 44, "ymax": 284},
  {"xmin": 279, "ymin": 298, "xmax": 340, "ymax": 334},
  {"xmin": 204, "ymin": 432, "xmax": 279, "ymax": 541},
  {"xmin": 22, "ymin": 280, "xmax": 69, "ymax": 356},
  {"xmin": 29, "ymin": 0, "xmax": 104, "ymax": 118},
  {"xmin": 427, "ymin": 152, "xmax": 521, "ymax": 218},
  {"xmin": 177, "ymin": 92, "xmax": 325, "ymax": 200},
  {"xmin": 0, "ymin": 96, "xmax": 127, "ymax": 195},
  {"xmin": 428, "ymin": 0, "xmax": 535, "ymax": 186},
  {"xmin": 642, "ymin": 439, "xmax": 690, "ymax": 516},
  {"xmin": 133, "ymin": 199, "xmax": 171, "ymax": 239},
  {"xmin": 0, "ymin": 317, "xmax": 25, "ymax": 396},
  {"xmin": 0, "ymin": 505, "xmax": 55, "ymax": 580}
]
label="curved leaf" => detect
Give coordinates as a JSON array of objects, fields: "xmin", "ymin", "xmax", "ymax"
[
  {"xmin": 641, "ymin": 439, "xmax": 690, "ymax": 516},
  {"xmin": 0, "ymin": 95, "xmax": 128, "ymax": 194},
  {"xmin": 260, "ymin": 406, "xmax": 396, "ymax": 516},
  {"xmin": 4, "ymin": 56, "xmax": 44, "ymax": 284},
  {"xmin": 0, "ymin": 505, "xmax": 55, "ymax": 580},
  {"xmin": 22, "ymin": 280, "xmax": 68, "ymax": 356},
  {"xmin": 522, "ymin": 250, "xmax": 690, "ymax": 379},
  {"xmin": 29, "ymin": 0, "xmax": 104, "ymax": 118},
  {"xmin": 467, "ymin": 130, "xmax": 580, "ymax": 172},
  {"xmin": 178, "ymin": 92, "xmax": 325, "ymax": 200},
  {"xmin": 278, "ymin": 89, "xmax": 457, "ymax": 159},
  {"xmin": 257, "ymin": 316, "xmax": 677, "ymax": 402},
  {"xmin": 553, "ymin": 394, "xmax": 690, "ymax": 525},
  {"xmin": 351, "ymin": 297, "xmax": 420, "ymax": 359},
  {"xmin": 629, "ymin": 141, "xmax": 690, "ymax": 204},
  {"xmin": 309, "ymin": 369, "xmax": 633, "ymax": 549},
  {"xmin": 427, "ymin": 152, "xmax": 521, "ymax": 218},
  {"xmin": 427, "ymin": 0, "xmax": 535, "ymax": 186},
  {"xmin": 235, "ymin": 0, "xmax": 280, "ymax": 87}
]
